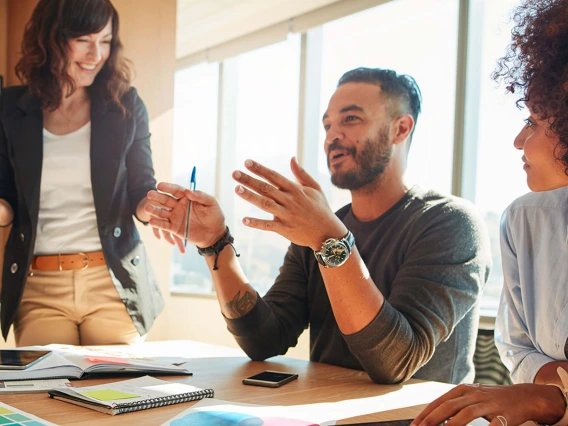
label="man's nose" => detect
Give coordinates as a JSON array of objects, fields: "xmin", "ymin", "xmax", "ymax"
[{"xmin": 325, "ymin": 127, "xmax": 344, "ymax": 147}]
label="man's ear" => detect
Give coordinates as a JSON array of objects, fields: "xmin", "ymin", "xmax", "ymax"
[{"xmin": 391, "ymin": 114, "xmax": 414, "ymax": 145}]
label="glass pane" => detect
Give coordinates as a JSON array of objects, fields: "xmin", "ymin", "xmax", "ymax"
[
  {"xmin": 318, "ymin": 0, "xmax": 459, "ymax": 211},
  {"xmin": 170, "ymin": 62, "xmax": 219, "ymax": 294},
  {"xmin": 475, "ymin": 0, "xmax": 530, "ymax": 315},
  {"xmin": 231, "ymin": 35, "xmax": 301, "ymax": 296}
]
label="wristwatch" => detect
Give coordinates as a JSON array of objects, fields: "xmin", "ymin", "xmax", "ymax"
[{"xmin": 313, "ymin": 230, "xmax": 355, "ymax": 268}]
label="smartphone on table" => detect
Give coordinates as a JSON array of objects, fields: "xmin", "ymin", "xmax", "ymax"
[
  {"xmin": 0, "ymin": 350, "xmax": 52, "ymax": 370},
  {"xmin": 242, "ymin": 370, "xmax": 299, "ymax": 388}
]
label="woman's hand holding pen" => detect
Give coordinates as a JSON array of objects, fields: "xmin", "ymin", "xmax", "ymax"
[
  {"xmin": 233, "ymin": 157, "xmax": 346, "ymax": 251},
  {"xmin": 145, "ymin": 183, "xmax": 226, "ymax": 252},
  {"xmin": 136, "ymin": 197, "xmax": 184, "ymax": 252}
]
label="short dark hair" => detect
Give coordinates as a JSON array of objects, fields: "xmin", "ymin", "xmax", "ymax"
[
  {"xmin": 15, "ymin": 0, "xmax": 132, "ymax": 113},
  {"xmin": 337, "ymin": 67, "xmax": 422, "ymax": 141}
]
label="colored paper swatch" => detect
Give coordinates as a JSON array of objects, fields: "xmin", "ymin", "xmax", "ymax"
[
  {"xmin": 6, "ymin": 414, "xmax": 30, "ymax": 422},
  {"xmin": 0, "ymin": 401, "xmax": 55, "ymax": 426},
  {"xmin": 0, "ymin": 413, "xmax": 34, "ymax": 424}
]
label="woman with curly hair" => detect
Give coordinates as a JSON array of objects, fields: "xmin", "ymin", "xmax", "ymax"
[
  {"xmin": 0, "ymin": 0, "xmax": 167, "ymax": 346},
  {"xmin": 412, "ymin": 0, "xmax": 568, "ymax": 425}
]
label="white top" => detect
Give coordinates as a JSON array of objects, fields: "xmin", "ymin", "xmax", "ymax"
[
  {"xmin": 34, "ymin": 122, "xmax": 102, "ymax": 255},
  {"xmin": 495, "ymin": 186, "xmax": 568, "ymax": 383}
]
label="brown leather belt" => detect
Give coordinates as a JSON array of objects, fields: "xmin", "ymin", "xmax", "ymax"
[{"xmin": 31, "ymin": 250, "xmax": 106, "ymax": 271}]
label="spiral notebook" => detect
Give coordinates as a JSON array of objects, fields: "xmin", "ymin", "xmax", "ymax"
[{"xmin": 48, "ymin": 375, "xmax": 214, "ymax": 415}]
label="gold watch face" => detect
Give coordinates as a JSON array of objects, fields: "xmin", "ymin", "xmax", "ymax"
[{"xmin": 323, "ymin": 241, "xmax": 349, "ymax": 267}]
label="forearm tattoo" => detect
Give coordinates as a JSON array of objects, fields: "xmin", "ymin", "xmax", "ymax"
[{"xmin": 226, "ymin": 290, "xmax": 257, "ymax": 318}]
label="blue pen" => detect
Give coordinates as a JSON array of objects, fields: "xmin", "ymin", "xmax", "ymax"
[{"xmin": 184, "ymin": 167, "xmax": 196, "ymax": 248}]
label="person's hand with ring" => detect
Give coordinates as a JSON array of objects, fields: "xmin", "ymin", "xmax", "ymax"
[{"xmin": 411, "ymin": 382, "xmax": 566, "ymax": 426}]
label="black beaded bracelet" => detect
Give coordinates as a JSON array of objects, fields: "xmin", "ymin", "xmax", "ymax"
[{"xmin": 196, "ymin": 226, "xmax": 240, "ymax": 270}]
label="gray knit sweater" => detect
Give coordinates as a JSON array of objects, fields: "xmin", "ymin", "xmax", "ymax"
[{"xmin": 225, "ymin": 187, "xmax": 492, "ymax": 384}]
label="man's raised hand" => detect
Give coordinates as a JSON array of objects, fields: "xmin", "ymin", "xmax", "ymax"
[{"xmin": 233, "ymin": 157, "xmax": 346, "ymax": 250}]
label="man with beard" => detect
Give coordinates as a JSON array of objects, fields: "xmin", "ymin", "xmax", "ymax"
[{"xmin": 146, "ymin": 67, "xmax": 491, "ymax": 384}]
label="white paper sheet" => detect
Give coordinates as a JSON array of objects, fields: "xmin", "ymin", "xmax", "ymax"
[{"xmin": 161, "ymin": 380, "xmax": 456, "ymax": 426}]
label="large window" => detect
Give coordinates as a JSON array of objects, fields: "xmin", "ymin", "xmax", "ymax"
[
  {"xmin": 474, "ymin": 0, "xmax": 530, "ymax": 314},
  {"xmin": 170, "ymin": 63, "xmax": 219, "ymax": 294},
  {"xmin": 171, "ymin": 36, "xmax": 301, "ymax": 296},
  {"xmin": 229, "ymin": 35, "xmax": 302, "ymax": 296},
  {"xmin": 172, "ymin": 0, "xmax": 529, "ymax": 317}
]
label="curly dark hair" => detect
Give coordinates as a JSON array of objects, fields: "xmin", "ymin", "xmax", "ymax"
[
  {"xmin": 493, "ymin": 0, "xmax": 568, "ymax": 172},
  {"xmin": 15, "ymin": 0, "xmax": 132, "ymax": 113}
]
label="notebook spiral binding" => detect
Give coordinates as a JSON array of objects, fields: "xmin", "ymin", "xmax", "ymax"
[{"xmin": 114, "ymin": 388, "xmax": 214, "ymax": 414}]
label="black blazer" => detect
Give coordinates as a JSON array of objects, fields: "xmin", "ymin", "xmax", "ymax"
[{"xmin": 0, "ymin": 85, "xmax": 164, "ymax": 340}]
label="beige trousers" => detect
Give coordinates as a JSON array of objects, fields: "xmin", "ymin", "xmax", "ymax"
[{"xmin": 14, "ymin": 265, "xmax": 142, "ymax": 347}]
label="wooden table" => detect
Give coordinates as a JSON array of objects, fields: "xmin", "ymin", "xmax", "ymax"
[{"xmin": 0, "ymin": 340, "xmax": 454, "ymax": 425}]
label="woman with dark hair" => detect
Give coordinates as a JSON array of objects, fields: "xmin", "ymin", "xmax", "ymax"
[
  {"xmin": 0, "ymin": 0, "xmax": 169, "ymax": 346},
  {"xmin": 413, "ymin": 0, "xmax": 568, "ymax": 425}
]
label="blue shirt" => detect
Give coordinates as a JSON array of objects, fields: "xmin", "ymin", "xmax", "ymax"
[{"xmin": 495, "ymin": 186, "xmax": 568, "ymax": 383}]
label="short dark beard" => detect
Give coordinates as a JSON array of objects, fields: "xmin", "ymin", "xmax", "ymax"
[{"xmin": 329, "ymin": 127, "xmax": 392, "ymax": 190}]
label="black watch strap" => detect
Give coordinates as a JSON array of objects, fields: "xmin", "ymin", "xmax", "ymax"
[
  {"xmin": 197, "ymin": 227, "xmax": 232, "ymax": 256},
  {"xmin": 196, "ymin": 226, "xmax": 239, "ymax": 270},
  {"xmin": 343, "ymin": 230, "xmax": 355, "ymax": 251}
]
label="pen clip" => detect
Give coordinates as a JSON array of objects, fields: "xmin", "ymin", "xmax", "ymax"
[{"xmin": 189, "ymin": 166, "xmax": 196, "ymax": 191}]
